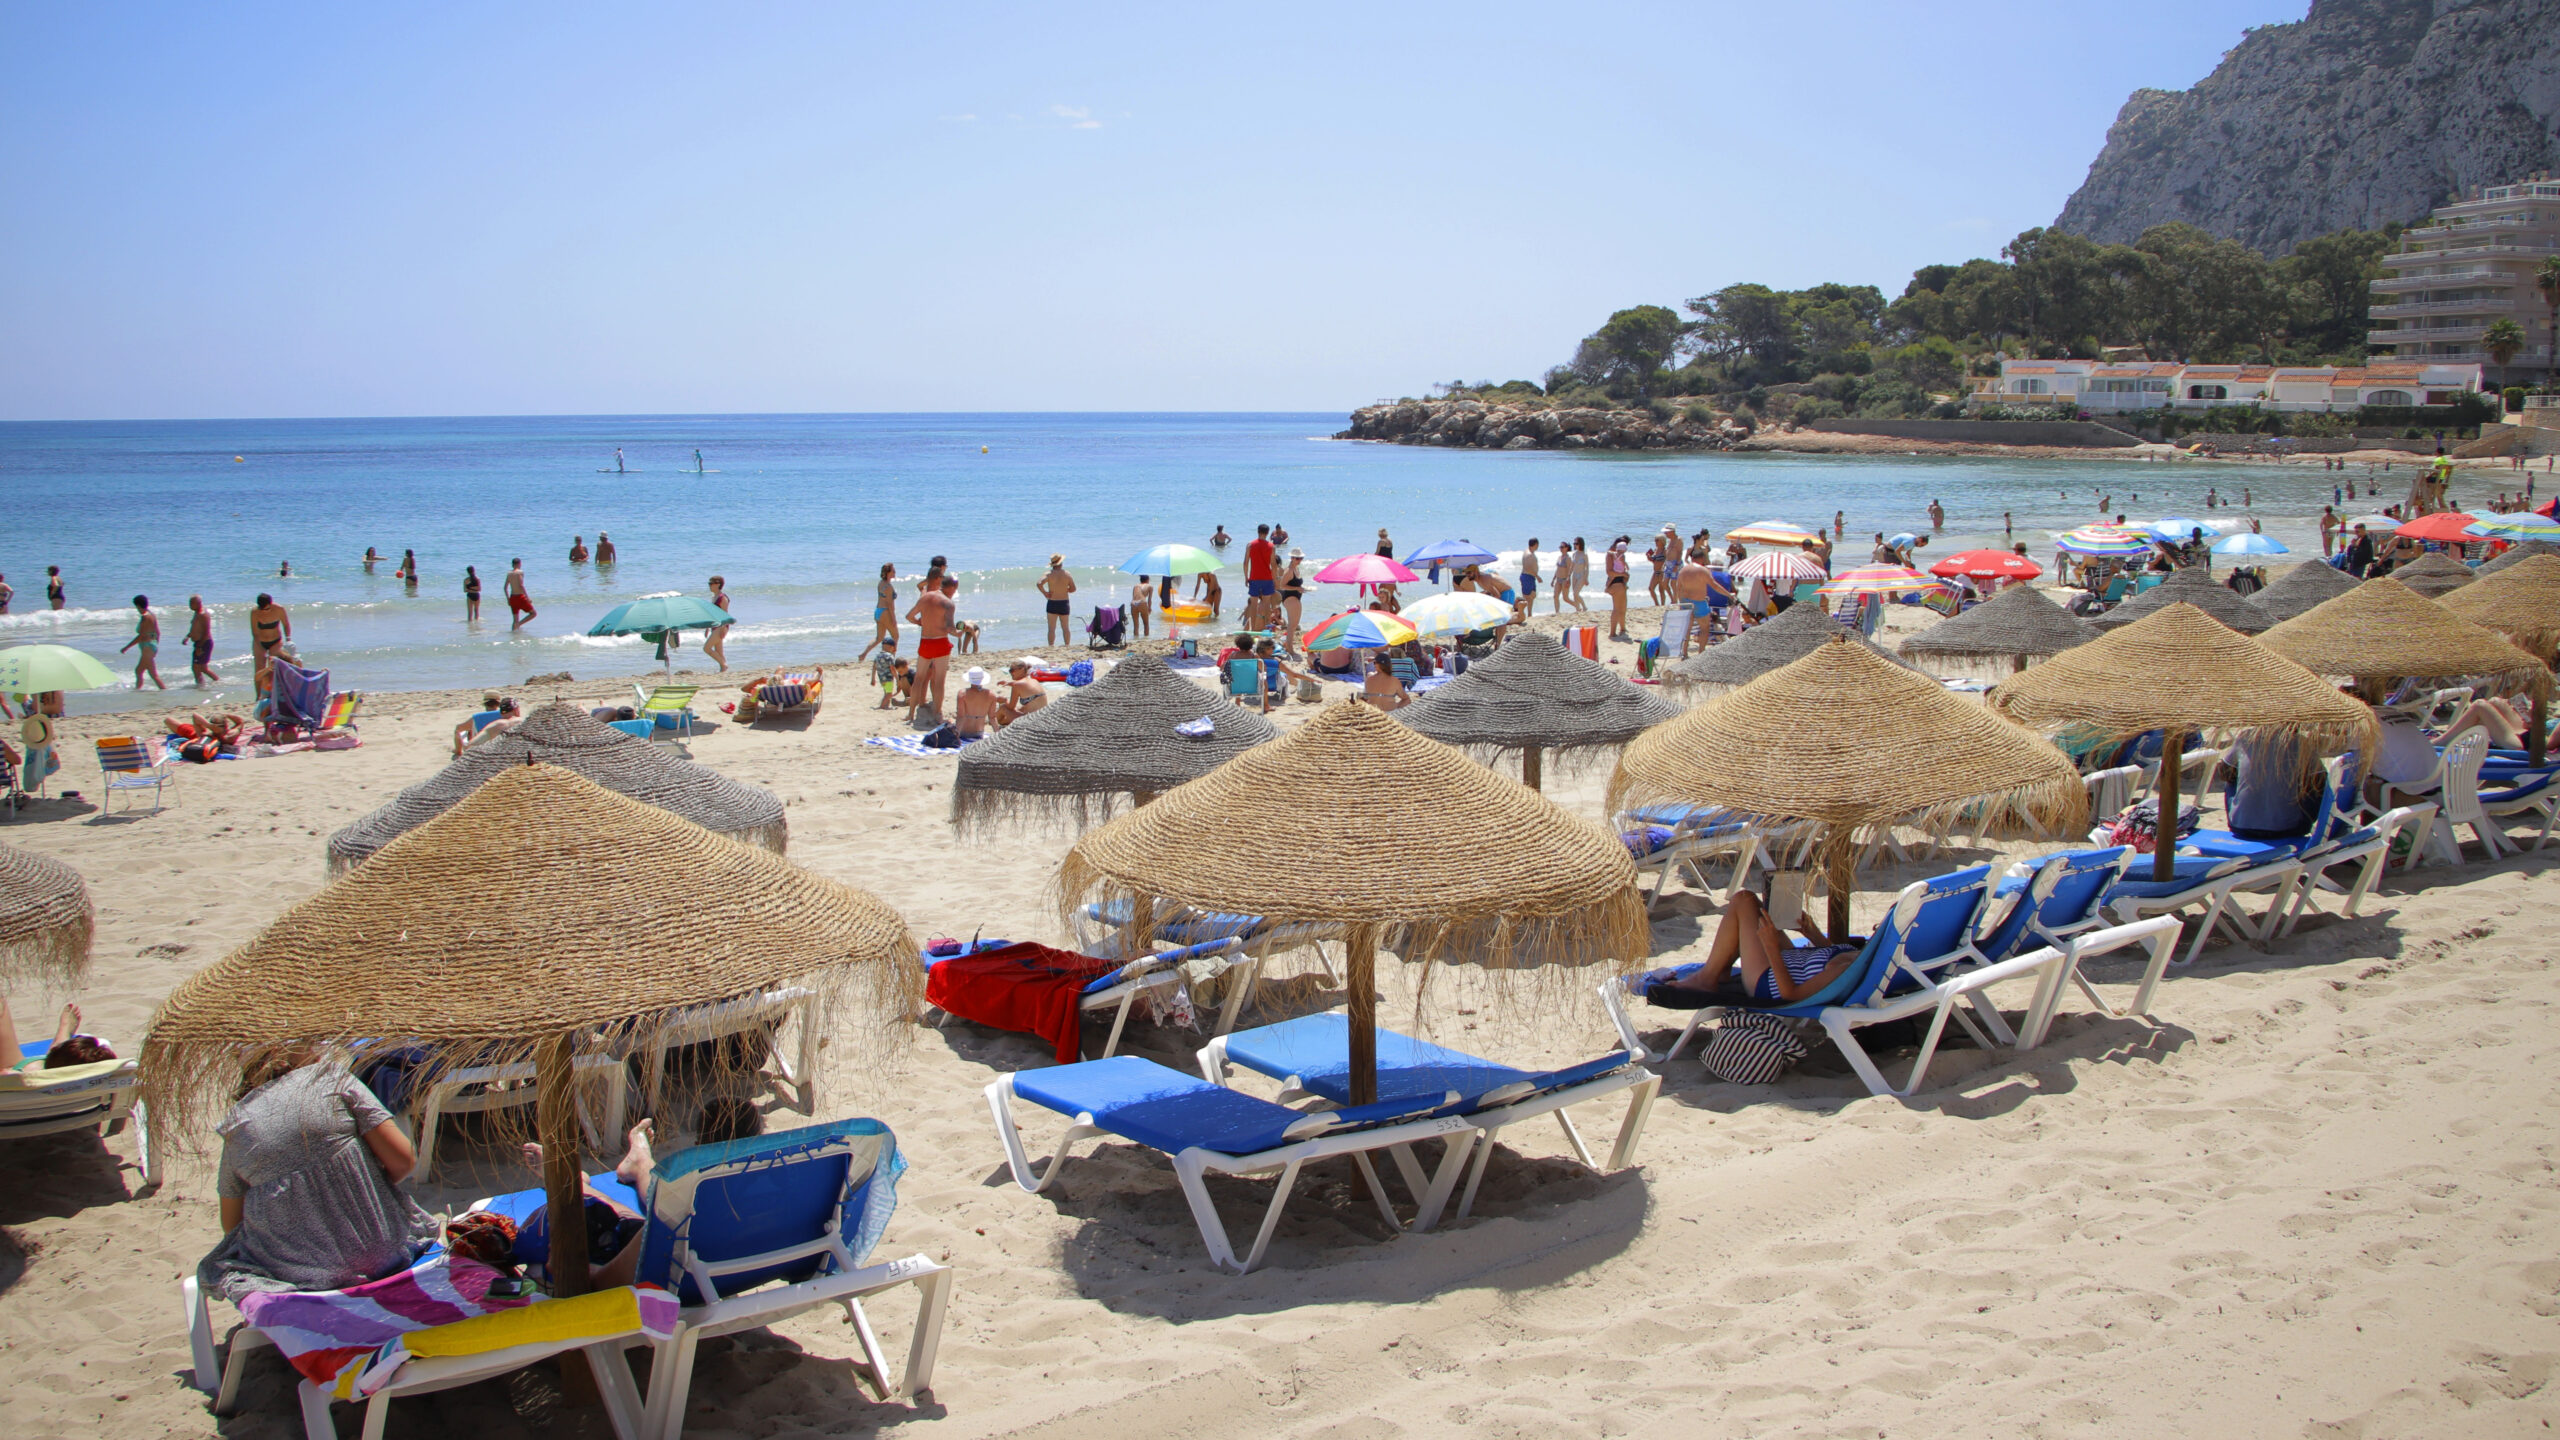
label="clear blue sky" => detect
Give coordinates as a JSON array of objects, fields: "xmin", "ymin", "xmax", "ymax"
[{"xmin": 0, "ymin": 2, "xmax": 2308, "ymax": 420}]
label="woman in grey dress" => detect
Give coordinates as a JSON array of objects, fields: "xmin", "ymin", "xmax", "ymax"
[{"xmin": 196, "ymin": 1046, "xmax": 438, "ymax": 1302}]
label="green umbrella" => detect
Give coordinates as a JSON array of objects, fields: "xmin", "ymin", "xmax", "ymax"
[
  {"xmin": 591, "ymin": 595, "xmax": 730, "ymax": 675},
  {"xmin": 0, "ymin": 644, "xmax": 118, "ymax": 697}
]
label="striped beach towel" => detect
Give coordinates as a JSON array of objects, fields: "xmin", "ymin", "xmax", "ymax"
[
  {"xmin": 1559, "ymin": 626, "xmax": 1600, "ymax": 660},
  {"xmin": 235, "ymin": 1251, "xmax": 676, "ymax": 1401},
  {"xmin": 759, "ymin": 682, "xmax": 809, "ymax": 708},
  {"xmin": 863, "ymin": 733, "xmax": 983, "ymax": 759}
]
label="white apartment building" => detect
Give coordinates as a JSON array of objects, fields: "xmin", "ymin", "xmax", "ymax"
[
  {"xmin": 2369, "ymin": 174, "xmax": 2560, "ymax": 384},
  {"xmin": 1971, "ymin": 358, "xmax": 2484, "ymax": 413}
]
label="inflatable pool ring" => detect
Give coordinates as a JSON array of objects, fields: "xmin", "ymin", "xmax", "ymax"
[{"xmin": 1163, "ymin": 603, "xmax": 1214, "ymax": 624}]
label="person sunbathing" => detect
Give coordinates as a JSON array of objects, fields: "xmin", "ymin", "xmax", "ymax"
[
  {"xmin": 510, "ymin": 1101, "xmax": 761, "ymax": 1287},
  {"xmin": 953, "ymin": 667, "xmax": 1001, "ymax": 738},
  {"xmin": 1646, "ymin": 886, "xmax": 1864, "ymax": 1007},
  {"xmin": 0, "ymin": 997, "xmax": 116, "ymax": 1069},
  {"xmin": 453, "ymin": 696, "xmax": 521, "ymax": 755},
  {"xmin": 2439, "ymin": 695, "xmax": 2548, "ymax": 753},
  {"xmin": 1360, "ymin": 658, "xmax": 1409, "ymax": 712},
  {"xmin": 1309, "ymin": 644, "xmax": 1358, "ymax": 678}
]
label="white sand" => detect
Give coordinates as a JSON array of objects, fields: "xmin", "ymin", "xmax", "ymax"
[{"xmin": 3, "ymin": 600, "xmax": 2556, "ymax": 1439}]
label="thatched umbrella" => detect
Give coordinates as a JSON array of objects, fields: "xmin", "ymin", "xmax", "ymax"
[
  {"xmin": 326, "ymin": 702, "xmax": 786, "ymax": 873},
  {"xmin": 951, "ymin": 653, "xmax": 1275, "ymax": 834},
  {"xmin": 2261, "ymin": 575, "xmax": 2553, "ymax": 764},
  {"xmin": 1613, "ymin": 637, "xmax": 2084, "ymax": 939},
  {"xmin": 2250, "ymin": 560, "xmax": 2362, "ymax": 623},
  {"xmin": 1665, "ymin": 600, "xmax": 1909, "ymax": 694},
  {"xmin": 2386, "ymin": 552, "xmax": 2477, "ymax": 599},
  {"xmin": 0, "ymin": 843, "xmax": 93, "ymax": 988},
  {"xmin": 1990, "ymin": 603, "xmax": 2377, "ymax": 881},
  {"xmin": 2437, "ymin": 555, "xmax": 2560, "ymax": 763},
  {"xmin": 2090, "ymin": 566, "xmax": 2273, "ymax": 634},
  {"xmin": 1057, "ymin": 702, "xmax": 1645, "ymax": 1104},
  {"xmin": 2479, "ymin": 540, "xmax": 2560, "ymax": 576},
  {"xmin": 1897, "ymin": 584, "xmax": 2100, "ymax": 675},
  {"xmin": 145, "ymin": 765, "xmax": 918, "ymax": 1308},
  {"xmin": 1396, "ymin": 631, "xmax": 1681, "ymax": 789}
]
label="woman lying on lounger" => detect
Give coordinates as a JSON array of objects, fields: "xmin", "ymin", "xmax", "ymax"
[
  {"xmin": 1647, "ymin": 884, "xmax": 1866, "ymax": 1007},
  {"xmin": 0, "ymin": 996, "xmax": 115, "ymax": 1069},
  {"xmin": 507, "ymin": 1100, "xmax": 760, "ymax": 1285}
]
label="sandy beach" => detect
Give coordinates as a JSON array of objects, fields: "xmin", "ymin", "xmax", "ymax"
[{"xmin": 3, "ymin": 594, "xmax": 2557, "ymax": 1440}]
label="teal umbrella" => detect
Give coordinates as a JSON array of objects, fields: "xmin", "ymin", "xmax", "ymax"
[
  {"xmin": 0, "ymin": 644, "xmax": 119, "ymax": 698},
  {"xmin": 590, "ymin": 596, "xmax": 730, "ymax": 674}
]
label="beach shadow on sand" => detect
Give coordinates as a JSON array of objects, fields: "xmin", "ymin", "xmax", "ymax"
[
  {"xmin": 3, "ymin": 794, "xmax": 100, "ymax": 826},
  {"xmin": 0, "ymin": 1127, "xmax": 152, "ymax": 1235}
]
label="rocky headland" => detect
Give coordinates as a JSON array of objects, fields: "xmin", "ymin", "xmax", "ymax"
[{"xmin": 1336, "ymin": 398, "xmax": 1746, "ymax": 451}]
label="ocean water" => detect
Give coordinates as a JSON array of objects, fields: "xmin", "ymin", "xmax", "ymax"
[{"xmin": 0, "ymin": 412, "xmax": 2350, "ymax": 715}]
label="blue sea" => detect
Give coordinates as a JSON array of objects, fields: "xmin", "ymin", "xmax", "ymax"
[{"xmin": 0, "ymin": 413, "xmax": 2332, "ymax": 715}]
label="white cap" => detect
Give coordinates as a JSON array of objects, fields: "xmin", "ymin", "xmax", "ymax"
[{"xmin": 965, "ymin": 667, "xmax": 988, "ymax": 688}]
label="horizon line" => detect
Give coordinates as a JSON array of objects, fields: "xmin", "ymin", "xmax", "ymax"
[{"xmin": 0, "ymin": 407, "xmax": 1366, "ymax": 428}]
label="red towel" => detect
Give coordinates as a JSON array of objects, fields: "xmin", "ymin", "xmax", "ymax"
[{"xmin": 925, "ymin": 942, "xmax": 1122, "ymax": 1062}]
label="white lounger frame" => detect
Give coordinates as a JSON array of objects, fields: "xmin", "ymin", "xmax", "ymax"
[
  {"xmin": 409, "ymin": 1051, "xmax": 627, "ymax": 1182},
  {"xmin": 984, "ymin": 1072, "xmax": 1477, "ymax": 1273},
  {"xmin": 0, "ymin": 1058, "xmax": 152, "ymax": 1184},
  {"xmin": 636, "ymin": 985, "xmax": 820, "ymax": 1119},
  {"xmin": 640, "ymin": 1250, "xmax": 951, "ymax": 1437},
  {"xmin": 2105, "ymin": 854, "xmax": 2302, "ymax": 969}
]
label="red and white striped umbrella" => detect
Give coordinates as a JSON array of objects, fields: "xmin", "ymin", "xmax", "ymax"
[{"xmin": 1728, "ymin": 551, "xmax": 1828, "ymax": 584}]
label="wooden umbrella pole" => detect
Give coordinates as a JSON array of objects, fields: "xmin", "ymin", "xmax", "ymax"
[
  {"xmin": 2153, "ymin": 727, "xmax": 2186, "ymax": 882},
  {"xmin": 2012, "ymin": 654, "xmax": 2029, "ymax": 675},
  {"xmin": 1346, "ymin": 925, "xmax": 1378, "ymax": 1107},
  {"xmin": 1130, "ymin": 789, "xmax": 1157, "ymax": 808},
  {"xmin": 1825, "ymin": 839, "xmax": 1854, "ymax": 943},
  {"xmin": 536, "ymin": 1031, "xmax": 598, "ymax": 1399},
  {"xmin": 2532, "ymin": 688, "xmax": 2548, "ymax": 767},
  {"xmin": 1522, "ymin": 745, "xmax": 1543, "ymax": 791}
]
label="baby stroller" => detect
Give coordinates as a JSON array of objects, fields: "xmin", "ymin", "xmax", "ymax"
[{"xmin": 1087, "ymin": 604, "xmax": 1127, "ymax": 650}]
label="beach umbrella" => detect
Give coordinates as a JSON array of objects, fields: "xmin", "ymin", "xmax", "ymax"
[
  {"xmin": 1725, "ymin": 521, "xmax": 1820, "ymax": 546},
  {"xmin": 589, "ymin": 595, "xmax": 731, "ymax": 675},
  {"xmin": 1989, "ymin": 603, "xmax": 2376, "ymax": 881},
  {"xmin": 2250, "ymin": 560, "xmax": 2362, "ymax": 622},
  {"xmin": 2342, "ymin": 514, "xmax": 2402, "ymax": 531},
  {"xmin": 1304, "ymin": 609, "xmax": 1419, "ymax": 650},
  {"xmin": 2394, "ymin": 511, "xmax": 2484, "ymax": 543},
  {"xmin": 2210, "ymin": 533, "xmax": 2290, "ymax": 557},
  {"xmin": 1897, "ymin": 583, "xmax": 2100, "ymax": 675},
  {"xmin": 325, "ymin": 702, "xmax": 788, "ymax": 874},
  {"xmin": 1819, "ymin": 565, "xmax": 1949, "ymax": 598},
  {"xmin": 0, "ymin": 644, "xmax": 118, "ymax": 697},
  {"xmin": 1664, "ymin": 600, "xmax": 1912, "ymax": 694},
  {"xmin": 1399, "ymin": 591, "xmax": 1515, "ymax": 638},
  {"xmin": 2258, "ymin": 575, "xmax": 2549, "ymax": 702},
  {"xmin": 951, "ymin": 653, "xmax": 1275, "ymax": 834},
  {"xmin": 2467, "ymin": 515, "xmax": 2560, "ymax": 541},
  {"xmin": 1615, "ymin": 637, "xmax": 2084, "ymax": 938},
  {"xmin": 2089, "ymin": 567, "xmax": 2273, "ymax": 634},
  {"xmin": 1402, "ymin": 540, "xmax": 1499, "ymax": 570},
  {"xmin": 1930, "ymin": 550, "xmax": 2042, "ymax": 581},
  {"xmin": 143, "ymin": 765, "xmax": 919, "ymax": 1308},
  {"xmin": 2142, "ymin": 517, "xmax": 2210, "ymax": 542},
  {"xmin": 0, "ymin": 842, "xmax": 93, "ymax": 988},
  {"xmin": 2438, "ymin": 555, "xmax": 2560, "ymax": 762},
  {"xmin": 2479, "ymin": 540, "xmax": 2560, "ymax": 575},
  {"xmin": 2055, "ymin": 526, "xmax": 2154, "ymax": 557},
  {"xmin": 1118, "ymin": 543, "xmax": 1222, "ymax": 577},
  {"xmin": 1730, "ymin": 551, "xmax": 1829, "ymax": 585},
  {"xmin": 2383, "ymin": 551, "xmax": 2476, "ymax": 598},
  {"xmin": 1397, "ymin": 631, "xmax": 1681, "ymax": 789},
  {"xmin": 1311, "ymin": 554, "xmax": 1421, "ymax": 586},
  {"xmin": 1059, "ymin": 703, "xmax": 1646, "ymax": 1104}
]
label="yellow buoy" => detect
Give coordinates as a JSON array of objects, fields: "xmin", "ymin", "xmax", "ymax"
[
  {"xmin": 980, "ymin": 446, "xmax": 989, "ymax": 453},
  {"xmin": 233, "ymin": 455, "xmax": 245, "ymax": 462}
]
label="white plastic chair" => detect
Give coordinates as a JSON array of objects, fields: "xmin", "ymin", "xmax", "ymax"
[{"xmin": 2425, "ymin": 731, "xmax": 2504, "ymax": 862}]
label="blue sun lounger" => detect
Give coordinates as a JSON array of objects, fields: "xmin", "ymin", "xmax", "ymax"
[
  {"xmin": 985, "ymin": 1055, "xmax": 1475, "ymax": 1273},
  {"xmin": 1196, "ymin": 1012, "xmax": 1659, "ymax": 1227}
]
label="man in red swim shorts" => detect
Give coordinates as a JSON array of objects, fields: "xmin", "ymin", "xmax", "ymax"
[
  {"xmin": 906, "ymin": 573, "xmax": 957, "ymax": 722},
  {"xmin": 505, "ymin": 558, "xmax": 537, "ymax": 629}
]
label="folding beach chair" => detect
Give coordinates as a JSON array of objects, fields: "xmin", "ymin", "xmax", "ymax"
[
  {"xmin": 633, "ymin": 684, "xmax": 700, "ymax": 740},
  {"xmin": 986, "ymin": 1055, "xmax": 1475, "ymax": 1273},
  {"xmin": 1, "ymin": 1034, "xmax": 151, "ymax": 1184},
  {"xmin": 1969, "ymin": 847, "xmax": 2157, "ymax": 1048},
  {"xmin": 94, "ymin": 736, "xmax": 175, "ymax": 813},
  {"xmin": 1069, "ymin": 899, "xmax": 1345, "ymax": 993},
  {"xmin": 1199, "ymin": 1012, "xmax": 1658, "ymax": 1227},
  {"xmin": 268, "ymin": 659, "xmax": 332, "ymax": 737}
]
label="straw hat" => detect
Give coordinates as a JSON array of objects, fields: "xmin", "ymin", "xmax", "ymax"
[
  {"xmin": 325, "ymin": 702, "xmax": 786, "ymax": 873},
  {"xmin": 2089, "ymin": 567, "xmax": 2273, "ymax": 633},
  {"xmin": 2383, "ymin": 552, "xmax": 2477, "ymax": 598},
  {"xmin": 2249, "ymin": 560, "xmax": 2362, "ymax": 623},
  {"xmin": 145, "ymin": 765, "xmax": 918, "ymax": 1140},
  {"xmin": 2478, "ymin": 540, "xmax": 2560, "ymax": 576},
  {"xmin": 1058, "ymin": 702, "xmax": 1645, "ymax": 972},
  {"xmin": 2437, "ymin": 554, "xmax": 2560, "ymax": 659},
  {"xmin": 2256, "ymin": 577, "xmax": 2549, "ymax": 696},
  {"xmin": 1989, "ymin": 602, "xmax": 2379, "ymax": 754},
  {"xmin": 1897, "ymin": 584, "xmax": 2100, "ymax": 673},
  {"xmin": 1612, "ymin": 636, "xmax": 2085, "ymax": 853},
  {"xmin": 1397, "ymin": 631, "xmax": 1681, "ymax": 771},
  {"xmin": 0, "ymin": 842, "xmax": 92, "ymax": 988},
  {"xmin": 1664, "ymin": 600, "xmax": 1910, "ymax": 694},
  {"xmin": 952, "ymin": 653, "xmax": 1276, "ymax": 834}
]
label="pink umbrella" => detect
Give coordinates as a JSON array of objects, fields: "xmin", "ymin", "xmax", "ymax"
[
  {"xmin": 1312, "ymin": 554, "xmax": 1421, "ymax": 585},
  {"xmin": 1728, "ymin": 551, "xmax": 1827, "ymax": 584}
]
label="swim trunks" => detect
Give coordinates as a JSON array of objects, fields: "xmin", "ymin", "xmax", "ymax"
[
  {"xmin": 1046, "ymin": 599, "xmax": 1070, "ymax": 616},
  {"xmin": 1246, "ymin": 579, "xmax": 1275, "ymax": 598},
  {"xmin": 508, "ymin": 593, "xmax": 535, "ymax": 616},
  {"xmin": 1519, "ymin": 574, "xmax": 1537, "ymax": 596},
  {"xmin": 919, "ymin": 638, "xmax": 953, "ymax": 659},
  {"xmin": 1691, "ymin": 600, "xmax": 1717, "ymax": 618},
  {"xmin": 193, "ymin": 636, "xmax": 214, "ymax": 665}
]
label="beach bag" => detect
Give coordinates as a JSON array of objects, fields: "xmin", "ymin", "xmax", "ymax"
[
  {"xmin": 1700, "ymin": 1011, "xmax": 1808, "ymax": 1085},
  {"xmin": 920, "ymin": 722, "xmax": 962, "ymax": 750},
  {"xmin": 2105, "ymin": 798, "xmax": 2198, "ymax": 855},
  {"xmin": 1295, "ymin": 677, "xmax": 1323, "ymax": 704}
]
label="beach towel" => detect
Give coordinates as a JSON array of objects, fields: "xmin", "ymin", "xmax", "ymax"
[
  {"xmin": 234, "ymin": 1250, "xmax": 675, "ymax": 1401},
  {"xmin": 1560, "ymin": 626, "xmax": 1600, "ymax": 660},
  {"xmin": 758, "ymin": 682, "xmax": 809, "ymax": 709},
  {"xmin": 863, "ymin": 733, "xmax": 982, "ymax": 759},
  {"xmin": 925, "ymin": 941, "xmax": 1121, "ymax": 1062},
  {"xmin": 270, "ymin": 660, "xmax": 332, "ymax": 730}
]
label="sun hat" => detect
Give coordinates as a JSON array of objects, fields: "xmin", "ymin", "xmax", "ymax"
[{"xmin": 965, "ymin": 667, "xmax": 989, "ymax": 688}]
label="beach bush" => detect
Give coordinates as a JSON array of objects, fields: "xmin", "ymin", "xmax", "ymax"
[{"xmin": 2506, "ymin": 386, "xmax": 2529, "ymax": 413}]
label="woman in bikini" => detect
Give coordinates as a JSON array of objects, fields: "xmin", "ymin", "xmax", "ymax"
[
  {"xmin": 1605, "ymin": 537, "xmax": 1632, "ymax": 641},
  {"xmin": 703, "ymin": 576, "xmax": 731, "ymax": 672},
  {"xmin": 1128, "ymin": 574, "xmax": 1153, "ymax": 638},
  {"xmin": 859, "ymin": 562, "xmax": 899, "ymax": 662},
  {"xmin": 1644, "ymin": 886, "xmax": 1864, "ymax": 1008},
  {"xmin": 1278, "ymin": 548, "xmax": 1306, "ymax": 654}
]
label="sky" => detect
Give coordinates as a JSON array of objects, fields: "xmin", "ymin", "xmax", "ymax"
[{"xmin": 0, "ymin": 2, "xmax": 2311, "ymax": 420}]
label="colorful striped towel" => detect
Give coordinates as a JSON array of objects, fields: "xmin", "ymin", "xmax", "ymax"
[
  {"xmin": 759, "ymin": 682, "xmax": 809, "ymax": 708},
  {"xmin": 236, "ymin": 1251, "xmax": 675, "ymax": 1401}
]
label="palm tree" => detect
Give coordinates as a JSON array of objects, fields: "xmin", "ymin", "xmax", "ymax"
[
  {"xmin": 2540, "ymin": 254, "xmax": 2560, "ymax": 385},
  {"xmin": 2486, "ymin": 316, "xmax": 2529, "ymax": 377}
]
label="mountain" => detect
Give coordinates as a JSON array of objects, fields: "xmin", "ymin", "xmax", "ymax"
[{"xmin": 2054, "ymin": 0, "xmax": 2560, "ymax": 255}]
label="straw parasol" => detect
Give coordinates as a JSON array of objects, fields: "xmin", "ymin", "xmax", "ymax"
[
  {"xmin": 1396, "ymin": 631, "xmax": 1682, "ymax": 789},
  {"xmin": 1989, "ymin": 603, "xmax": 2377, "ymax": 881},
  {"xmin": 1663, "ymin": 600, "xmax": 1910, "ymax": 694},
  {"xmin": 2437, "ymin": 555, "xmax": 2560, "ymax": 762},
  {"xmin": 1057, "ymin": 702, "xmax": 1645, "ymax": 1104},
  {"xmin": 2089, "ymin": 566, "xmax": 2273, "ymax": 634},
  {"xmin": 950, "ymin": 653, "xmax": 1276, "ymax": 834},
  {"xmin": 145, "ymin": 764, "xmax": 918, "ymax": 1308},
  {"xmin": 1897, "ymin": 583, "xmax": 2100, "ymax": 675},
  {"xmin": 2478, "ymin": 540, "xmax": 2560, "ymax": 576},
  {"xmin": 2249, "ymin": 560, "xmax": 2362, "ymax": 622},
  {"xmin": 2384, "ymin": 552, "xmax": 2477, "ymax": 598},
  {"xmin": 2261, "ymin": 575, "xmax": 2554, "ymax": 763},
  {"xmin": 0, "ymin": 843, "xmax": 93, "ymax": 988},
  {"xmin": 1613, "ymin": 637, "xmax": 2084, "ymax": 938},
  {"xmin": 325, "ymin": 701, "xmax": 786, "ymax": 873}
]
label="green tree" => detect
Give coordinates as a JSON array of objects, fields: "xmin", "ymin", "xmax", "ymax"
[
  {"xmin": 1571, "ymin": 304, "xmax": 1686, "ymax": 396},
  {"xmin": 2277, "ymin": 227, "xmax": 2396, "ymax": 353},
  {"xmin": 1885, "ymin": 258, "xmax": 2016, "ymax": 347},
  {"xmin": 2539, "ymin": 255, "xmax": 2560, "ymax": 384},
  {"xmin": 2001, "ymin": 228, "xmax": 2135, "ymax": 356},
  {"xmin": 1787, "ymin": 283, "xmax": 1886, "ymax": 372},
  {"xmin": 2125, "ymin": 223, "xmax": 2288, "ymax": 361},
  {"xmin": 2485, "ymin": 317, "xmax": 2528, "ymax": 373},
  {"xmin": 1685, "ymin": 283, "xmax": 1799, "ymax": 374}
]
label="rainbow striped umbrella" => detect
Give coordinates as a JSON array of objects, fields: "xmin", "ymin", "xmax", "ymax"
[
  {"xmin": 1817, "ymin": 565, "xmax": 1949, "ymax": 598},
  {"xmin": 1399, "ymin": 591, "xmax": 1514, "ymax": 637},
  {"xmin": 1303, "ymin": 608, "xmax": 1420, "ymax": 650},
  {"xmin": 1725, "ymin": 520, "xmax": 1820, "ymax": 546},
  {"xmin": 2055, "ymin": 525, "xmax": 2154, "ymax": 557},
  {"xmin": 2468, "ymin": 515, "xmax": 2560, "ymax": 540}
]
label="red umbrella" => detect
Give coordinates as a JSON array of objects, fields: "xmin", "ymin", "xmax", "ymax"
[
  {"xmin": 1312, "ymin": 553, "xmax": 1421, "ymax": 585},
  {"xmin": 1929, "ymin": 549, "xmax": 2043, "ymax": 581},
  {"xmin": 2394, "ymin": 511, "xmax": 2483, "ymax": 543}
]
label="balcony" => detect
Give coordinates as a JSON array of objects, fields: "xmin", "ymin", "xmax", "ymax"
[
  {"xmin": 2368, "ymin": 296, "xmax": 2517, "ymax": 318},
  {"xmin": 2371, "ymin": 268, "xmax": 2511, "ymax": 292},
  {"xmin": 2391, "ymin": 241, "xmax": 2552, "ymax": 263}
]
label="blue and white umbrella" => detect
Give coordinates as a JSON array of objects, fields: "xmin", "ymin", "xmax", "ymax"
[
  {"xmin": 1402, "ymin": 539, "xmax": 1500, "ymax": 569},
  {"xmin": 2210, "ymin": 533, "xmax": 2290, "ymax": 556},
  {"xmin": 2143, "ymin": 517, "xmax": 2212, "ymax": 542}
]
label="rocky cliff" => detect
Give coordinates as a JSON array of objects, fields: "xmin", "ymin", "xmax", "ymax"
[
  {"xmin": 1337, "ymin": 399, "xmax": 1743, "ymax": 450},
  {"xmin": 2054, "ymin": 0, "xmax": 2560, "ymax": 254}
]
